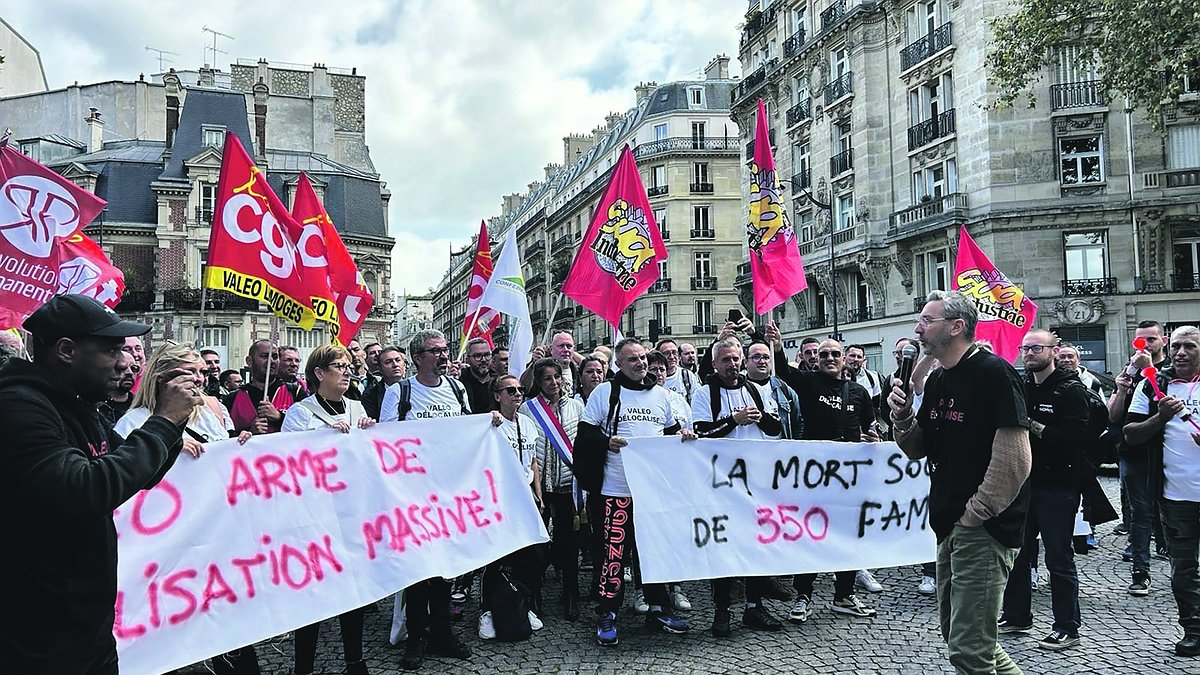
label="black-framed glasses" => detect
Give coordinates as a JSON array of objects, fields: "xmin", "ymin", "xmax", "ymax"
[
  {"xmin": 498, "ymin": 386, "xmax": 521, "ymax": 395},
  {"xmin": 469, "ymin": 352, "xmax": 493, "ymax": 359},
  {"xmin": 419, "ymin": 347, "xmax": 451, "ymax": 356},
  {"xmin": 818, "ymin": 350, "xmax": 842, "ymax": 359},
  {"xmin": 748, "ymin": 354, "xmax": 772, "ymax": 362},
  {"xmin": 1018, "ymin": 345, "xmax": 1054, "ymax": 354},
  {"xmin": 325, "ymin": 362, "xmax": 352, "ymax": 372}
]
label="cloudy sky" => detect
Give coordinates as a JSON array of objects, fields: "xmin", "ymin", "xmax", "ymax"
[{"xmin": 4, "ymin": 1, "xmax": 745, "ymax": 297}]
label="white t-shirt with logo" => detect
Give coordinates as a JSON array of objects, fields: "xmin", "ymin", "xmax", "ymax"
[
  {"xmin": 1129, "ymin": 379, "xmax": 1200, "ymax": 501},
  {"xmin": 691, "ymin": 380, "xmax": 781, "ymax": 441},
  {"xmin": 663, "ymin": 368, "xmax": 697, "ymax": 404},
  {"xmin": 380, "ymin": 377, "xmax": 470, "ymax": 422},
  {"xmin": 499, "ymin": 415, "xmax": 540, "ymax": 486},
  {"xmin": 582, "ymin": 381, "xmax": 673, "ymax": 498}
]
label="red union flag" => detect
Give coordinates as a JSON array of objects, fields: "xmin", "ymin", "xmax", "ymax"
[
  {"xmin": 462, "ymin": 221, "xmax": 500, "ymax": 346},
  {"xmin": 55, "ymin": 232, "xmax": 125, "ymax": 307},
  {"xmin": 562, "ymin": 144, "xmax": 666, "ymax": 326},
  {"xmin": 747, "ymin": 98, "xmax": 806, "ymax": 314},
  {"xmin": 290, "ymin": 172, "xmax": 373, "ymax": 345},
  {"xmin": 0, "ymin": 143, "xmax": 106, "ymax": 321},
  {"xmin": 952, "ymin": 226, "xmax": 1038, "ymax": 362},
  {"xmin": 204, "ymin": 133, "xmax": 316, "ymax": 330}
]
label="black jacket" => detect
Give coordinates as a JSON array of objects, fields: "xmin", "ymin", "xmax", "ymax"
[
  {"xmin": 1025, "ymin": 367, "xmax": 1091, "ymax": 490},
  {"xmin": 0, "ymin": 358, "xmax": 184, "ymax": 673}
]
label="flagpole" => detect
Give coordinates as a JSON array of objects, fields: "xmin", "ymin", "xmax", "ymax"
[
  {"xmin": 196, "ymin": 264, "xmax": 209, "ymax": 347},
  {"xmin": 457, "ymin": 302, "xmax": 486, "ymax": 361},
  {"xmin": 540, "ymin": 291, "xmax": 564, "ymax": 347},
  {"xmin": 263, "ymin": 315, "xmax": 277, "ymax": 387}
]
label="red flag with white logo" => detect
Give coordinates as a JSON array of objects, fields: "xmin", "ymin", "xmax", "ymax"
[
  {"xmin": 748, "ymin": 98, "xmax": 807, "ymax": 314},
  {"xmin": 55, "ymin": 232, "xmax": 125, "ymax": 308},
  {"xmin": 462, "ymin": 220, "xmax": 500, "ymax": 347},
  {"xmin": 0, "ymin": 143, "xmax": 107, "ymax": 322},
  {"xmin": 290, "ymin": 172, "xmax": 373, "ymax": 345},
  {"xmin": 203, "ymin": 133, "xmax": 316, "ymax": 330}
]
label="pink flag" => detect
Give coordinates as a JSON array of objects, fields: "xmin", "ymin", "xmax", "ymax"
[
  {"xmin": 952, "ymin": 226, "xmax": 1038, "ymax": 362},
  {"xmin": 747, "ymin": 98, "xmax": 806, "ymax": 314},
  {"xmin": 562, "ymin": 144, "xmax": 666, "ymax": 326}
]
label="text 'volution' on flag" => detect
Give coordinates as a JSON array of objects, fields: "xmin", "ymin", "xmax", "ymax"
[{"xmin": 203, "ymin": 133, "xmax": 316, "ymax": 330}]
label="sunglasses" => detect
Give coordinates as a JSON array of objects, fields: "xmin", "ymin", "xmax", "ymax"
[
  {"xmin": 498, "ymin": 386, "xmax": 522, "ymax": 395},
  {"xmin": 818, "ymin": 350, "xmax": 842, "ymax": 359}
]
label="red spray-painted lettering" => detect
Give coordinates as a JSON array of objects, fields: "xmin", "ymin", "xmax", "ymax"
[
  {"xmin": 756, "ymin": 504, "xmax": 830, "ymax": 545},
  {"xmin": 374, "ymin": 437, "xmax": 427, "ymax": 475},
  {"xmin": 361, "ymin": 471, "xmax": 503, "ymax": 560},
  {"xmin": 226, "ymin": 448, "xmax": 347, "ymax": 505}
]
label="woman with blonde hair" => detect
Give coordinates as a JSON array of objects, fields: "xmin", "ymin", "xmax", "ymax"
[{"xmin": 115, "ymin": 342, "xmax": 249, "ymax": 456}]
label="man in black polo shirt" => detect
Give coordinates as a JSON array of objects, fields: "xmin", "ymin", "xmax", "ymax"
[
  {"xmin": 458, "ymin": 337, "xmax": 495, "ymax": 413},
  {"xmin": 888, "ymin": 290, "xmax": 1031, "ymax": 674}
]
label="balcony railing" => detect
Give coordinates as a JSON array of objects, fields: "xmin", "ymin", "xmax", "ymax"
[
  {"xmin": 691, "ymin": 276, "xmax": 718, "ymax": 290},
  {"xmin": 900, "ymin": 22, "xmax": 953, "ymax": 71},
  {"xmin": 551, "ymin": 235, "xmax": 573, "ymax": 254},
  {"xmin": 1171, "ymin": 272, "xmax": 1200, "ymax": 291},
  {"xmin": 647, "ymin": 185, "xmax": 669, "ymax": 197},
  {"xmin": 792, "ymin": 168, "xmax": 812, "ymax": 192},
  {"xmin": 117, "ymin": 289, "xmax": 155, "ymax": 312},
  {"xmin": 783, "ymin": 31, "xmax": 806, "ymax": 58},
  {"xmin": 690, "ymin": 228, "xmax": 715, "ymax": 239},
  {"xmin": 194, "ymin": 205, "xmax": 214, "ymax": 224},
  {"xmin": 692, "ymin": 324, "xmax": 718, "ymax": 335},
  {"xmin": 526, "ymin": 272, "xmax": 546, "ymax": 289},
  {"xmin": 1062, "ymin": 277, "xmax": 1118, "ymax": 296},
  {"xmin": 830, "ymin": 148, "xmax": 853, "ymax": 176},
  {"xmin": 786, "ymin": 98, "xmax": 812, "ymax": 126},
  {"xmin": 530, "ymin": 309, "xmax": 547, "ymax": 324},
  {"xmin": 832, "ymin": 225, "xmax": 858, "ymax": 245},
  {"xmin": 846, "ymin": 307, "xmax": 873, "ymax": 323},
  {"xmin": 650, "ymin": 278, "xmax": 672, "ymax": 293},
  {"xmin": 660, "ymin": 228, "xmax": 671, "ymax": 241},
  {"xmin": 1051, "ymin": 80, "xmax": 1103, "ymax": 110},
  {"xmin": 526, "ymin": 239, "xmax": 545, "ymax": 258},
  {"xmin": 162, "ymin": 288, "xmax": 260, "ymax": 311},
  {"xmin": 690, "ymin": 182, "xmax": 714, "ymax": 193},
  {"xmin": 820, "ymin": 0, "xmax": 846, "ymax": 30},
  {"xmin": 806, "ymin": 314, "xmax": 829, "ymax": 330},
  {"xmin": 633, "ymin": 137, "xmax": 740, "ymax": 159},
  {"xmin": 745, "ymin": 130, "xmax": 777, "ymax": 160},
  {"xmin": 658, "ymin": 326, "xmax": 673, "ymax": 336},
  {"xmin": 824, "ymin": 72, "xmax": 853, "ymax": 105},
  {"xmin": 907, "ymin": 108, "xmax": 957, "ymax": 150},
  {"xmin": 736, "ymin": 64, "xmax": 770, "ymax": 102},
  {"xmin": 890, "ymin": 192, "xmax": 969, "ymax": 230}
]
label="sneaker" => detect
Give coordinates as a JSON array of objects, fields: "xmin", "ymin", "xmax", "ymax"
[
  {"xmin": 711, "ymin": 608, "xmax": 732, "ymax": 637},
  {"xmin": 997, "ymin": 618, "xmax": 1033, "ymax": 633},
  {"xmin": 1177, "ymin": 635, "xmax": 1200, "ymax": 657},
  {"xmin": 1122, "ymin": 545, "xmax": 1133, "ymax": 563},
  {"xmin": 855, "ymin": 569, "xmax": 884, "ymax": 593},
  {"xmin": 742, "ymin": 605, "xmax": 783, "ymax": 631},
  {"xmin": 1155, "ymin": 547, "xmax": 1171, "ymax": 561},
  {"xmin": 596, "ymin": 611, "xmax": 618, "ymax": 646},
  {"xmin": 789, "ymin": 597, "xmax": 812, "ymax": 623},
  {"xmin": 427, "ymin": 630, "xmax": 471, "ymax": 659},
  {"xmin": 1038, "ymin": 630, "xmax": 1080, "ymax": 650},
  {"xmin": 831, "ymin": 595, "xmax": 877, "ymax": 618},
  {"xmin": 1128, "ymin": 572, "xmax": 1151, "ymax": 596},
  {"xmin": 671, "ymin": 587, "xmax": 692, "ymax": 611},
  {"xmin": 632, "ymin": 590, "xmax": 649, "ymax": 614},
  {"xmin": 1086, "ymin": 533, "xmax": 1098, "ymax": 550},
  {"xmin": 1113, "ymin": 522, "xmax": 1129, "ymax": 536},
  {"xmin": 623, "ymin": 567, "xmax": 632, "ymax": 583},
  {"xmin": 917, "ymin": 575, "xmax": 936, "ymax": 595},
  {"xmin": 450, "ymin": 584, "xmax": 468, "ymax": 605},
  {"xmin": 477, "ymin": 611, "xmax": 495, "ymax": 640},
  {"xmin": 1030, "ymin": 568, "xmax": 1039, "ymax": 591},
  {"xmin": 527, "ymin": 610, "xmax": 544, "ymax": 631},
  {"xmin": 645, "ymin": 607, "xmax": 688, "ymax": 634},
  {"xmin": 399, "ymin": 637, "xmax": 425, "ymax": 670}
]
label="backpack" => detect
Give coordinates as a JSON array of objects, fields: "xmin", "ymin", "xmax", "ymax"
[
  {"xmin": 489, "ymin": 571, "xmax": 532, "ymax": 642},
  {"xmin": 394, "ymin": 376, "xmax": 469, "ymax": 421},
  {"xmin": 1053, "ymin": 378, "xmax": 1114, "ymax": 469}
]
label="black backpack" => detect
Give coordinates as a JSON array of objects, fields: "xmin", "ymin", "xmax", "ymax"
[
  {"xmin": 1054, "ymin": 378, "xmax": 1114, "ymax": 469},
  {"xmin": 393, "ymin": 376, "xmax": 469, "ymax": 421},
  {"xmin": 489, "ymin": 571, "xmax": 532, "ymax": 642}
]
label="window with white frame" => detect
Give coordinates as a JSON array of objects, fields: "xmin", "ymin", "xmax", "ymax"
[
  {"xmin": 658, "ymin": 259, "xmax": 669, "ymax": 280},
  {"xmin": 790, "ymin": 7, "xmax": 807, "ymax": 36},
  {"xmin": 1174, "ymin": 224, "xmax": 1200, "ymax": 284},
  {"xmin": 691, "ymin": 121, "xmax": 706, "ymax": 146},
  {"xmin": 834, "ymin": 122, "xmax": 852, "ymax": 156},
  {"xmin": 695, "ymin": 300, "xmax": 713, "ymax": 329},
  {"xmin": 653, "ymin": 207, "xmax": 669, "ymax": 239},
  {"xmin": 1059, "ymin": 135, "xmax": 1104, "ymax": 184},
  {"xmin": 835, "ymin": 193, "xmax": 854, "ymax": 230},
  {"xmin": 830, "ymin": 46, "xmax": 849, "ymax": 81},
  {"xmin": 199, "ymin": 182, "xmax": 218, "ymax": 221},
  {"xmin": 693, "ymin": 162, "xmax": 710, "ymax": 185},
  {"xmin": 654, "ymin": 123, "xmax": 668, "ymax": 140},
  {"xmin": 916, "ymin": 249, "xmax": 949, "ymax": 293},
  {"xmin": 286, "ymin": 327, "xmax": 327, "ymax": 364},
  {"xmin": 792, "ymin": 75, "xmax": 810, "ymax": 105},
  {"xmin": 909, "ymin": 73, "xmax": 954, "ymax": 125},
  {"xmin": 912, "ymin": 158, "xmax": 957, "ymax": 202},
  {"xmin": 688, "ymin": 87, "xmax": 705, "ymax": 108},
  {"xmin": 797, "ymin": 209, "xmax": 815, "ymax": 241},
  {"xmin": 202, "ymin": 126, "xmax": 226, "ymax": 149},
  {"xmin": 693, "ymin": 206, "xmax": 712, "ymax": 236},
  {"xmin": 1168, "ymin": 125, "xmax": 1200, "ymax": 169},
  {"xmin": 199, "ymin": 326, "xmax": 229, "ymax": 368},
  {"xmin": 653, "ymin": 301, "xmax": 669, "ymax": 328},
  {"xmin": 906, "ymin": 0, "xmax": 946, "ymax": 43},
  {"xmin": 652, "ymin": 164, "xmax": 667, "ymax": 188},
  {"xmin": 694, "ymin": 251, "xmax": 712, "ymax": 278},
  {"xmin": 1064, "ymin": 231, "xmax": 1108, "ymax": 280}
]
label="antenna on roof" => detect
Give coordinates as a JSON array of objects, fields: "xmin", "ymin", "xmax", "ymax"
[
  {"xmin": 145, "ymin": 46, "xmax": 180, "ymax": 72},
  {"xmin": 201, "ymin": 26, "xmax": 235, "ymax": 67}
]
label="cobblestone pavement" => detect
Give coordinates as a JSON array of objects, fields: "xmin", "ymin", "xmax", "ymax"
[{"xmin": 177, "ymin": 475, "xmax": 1192, "ymax": 674}]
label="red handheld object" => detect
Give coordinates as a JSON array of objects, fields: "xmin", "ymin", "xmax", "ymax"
[
  {"xmin": 1142, "ymin": 367, "xmax": 1164, "ymax": 399},
  {"xmin": 1133, "ymin": 337, "xmax": 1147, "ymax": 351}
]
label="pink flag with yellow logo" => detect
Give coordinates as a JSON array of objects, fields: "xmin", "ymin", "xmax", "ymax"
[
  {"xmin": 562, "ymin": 144, "xmax": 666, "ymax": 326},
  {"xmin": 952, "ymin": 226, "xmax": 1037, "ymax": 362},
  {"xmin": 748, "ymin": 98, "xmax": 806, "ymax": 314}
]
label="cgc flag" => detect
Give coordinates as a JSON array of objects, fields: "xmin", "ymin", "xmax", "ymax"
[
  {"xmin": 952, "ymin": 225, "xmax": 1037, "ymax": 362},
  {"xmin": 562, "ymin": 145, "xmax": 666, "ymax": 326},
  {"xmin": 204, "ymin": 133, "xmax": 316, "ymax": 330},
  {"xmin": 462, "ymin": 221, "xmax": 500, "ymax": 347},
  {"xmin": 288, "ymin": 173, "xmax": 338, "ymax": 329},
  {"xmin": 747, "ymin": 98, "xmax": 806, "ymax": 314}
]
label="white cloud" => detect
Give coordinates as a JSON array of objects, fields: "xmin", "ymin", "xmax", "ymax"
[{"xmin": 3, "ymin": 0, "xmax": 745, "ymax": 297}]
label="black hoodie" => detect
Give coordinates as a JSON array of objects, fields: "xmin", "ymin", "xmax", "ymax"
[
  {"xmin": 0, "ymin": 358, "xmax": 184, "ymax": 674},
  {"xmin": 1025, "ymin": 365, "xmax": 1091, "ymax": 490}
]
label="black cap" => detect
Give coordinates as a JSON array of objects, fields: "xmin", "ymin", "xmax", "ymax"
[{"xmin": 24, "ymin": 294, "xmax": 150, "ymax": 344}]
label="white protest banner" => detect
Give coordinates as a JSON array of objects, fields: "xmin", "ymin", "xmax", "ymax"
[
  {"xmin": 113, "ymin": 415, "xmax": 547, "ymax": 675},
  {"xmin": 622, "ymin": 437, "xmax": 935, "ymax": 583}
]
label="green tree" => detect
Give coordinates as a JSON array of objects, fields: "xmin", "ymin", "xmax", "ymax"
[{"xmin": 987, "ymin": 0, "xmax": 1200, "ymax": 128}]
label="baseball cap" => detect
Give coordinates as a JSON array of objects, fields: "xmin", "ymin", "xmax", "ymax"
[{"xmin": 24, "ymin": 294, "xmax": 150, "ymax": 344}]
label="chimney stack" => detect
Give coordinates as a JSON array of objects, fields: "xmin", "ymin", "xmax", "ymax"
[
  {"xmin": 85, "ymin": 108, "xmax": 104, "ymax": 153},
  {"xmin": 705, "ymin": 54, "xmax": 730, "ymax": 80},
  {"xmin": 633, "ymin": 81, "xmax": 658, "ymax": 102}
]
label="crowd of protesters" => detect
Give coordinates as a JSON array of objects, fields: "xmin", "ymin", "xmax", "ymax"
[{"xmin": 4, "ymin": 292, "xmax": 1199, "ymax": 675}]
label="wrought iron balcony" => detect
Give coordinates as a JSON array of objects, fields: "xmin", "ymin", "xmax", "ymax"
[
  {"xmin": 526, "ymin": 272, "xmax": 546, "ymax": 290},
  {"xmin": 890, "ymin": 192, "xmax": 969, "ymax": 233},
  {"xmin": 1051, "ymin": 80, "xmax": 1103, "ymax": 110},
  {"xmin": 907, "ymin": 108, "xmax": 956, "ymax": 150},
  {"xmin": 846, "ymin": 307, "xmax": 873, "ymax": 323},
  {"xmin": 1062, "ymin": 277, "xmax": 1118, "ymax": 296},
  {"xmin": 526, "ymin": 239, "xmax": 545, "ymax": 258},
  {"xmin": 690, "ymin": 228, "xmax": 715, "ymax": 239},
  {"xmin": 745, "ymin": 130, "xmax": 776, "ymax": 160},
  {"xmin": 806, "ymin": 314, "xmax": 829, "ymax": 330},
  {"xmin": 820, "ymin": 0, "xmax": 846, "ymax": 30},
  {"xmin": 792, "ymin": 168, "xmax": 812, "ymax": 192},
  {"xmin": 162, "ymin": 288, "xmax": 260, "ymax": 311},
  {"xmin": 633, "ymin": 137, "xmax": 740, "ymax": 159},
  {"xmin": 824, "ymin": 72, "xmax": 853, "ymax": 105},
  {"xmin": 783, "ymin": 30, "xmax": 806, "ymax": 58},
  {"xmin": 194, "ymin": 205, "xmax": 214, "ymax": 224},
  {"xmin": 553, "ymin": 312, "xmax": 575, "ymax": 328},
  {"xmin": 650, "ymin": 278, "xmax": 673, "ymax": 293},
  {"xmin": 117, "ymin": 289, "xmax": 155, "ymax": 312},
  {"xmin": 530, "ymin": 309, "xmax": 547, "ymax": 324},
  {"xmin": 736, "ymin": 63, "xmax": 770, "ymax": 102},
  {"xmin": 691, "ymin": 276, "xmax": 718, "ymax": 291},
  {"xmin": 786, "ymin": 98, "xmax": 812, "ymax": 126},
  {"xmin": 692, "ymin": 324, "xmax": 718, "ymax": 334},
  {"xmin": 658, "ymin": 326, "xmax": 673, "ymax": 336},
  {"xmin": 900, "ymin": 22, "xmax": 953, "ymax": 71},
  {"xmin": 1172, "ymin": 272, "xmax": 1200, "ymax": 291},
  {"xmin": 830, "ymin": 148, "xmax": 853, "ymax": 176},
  {"xmin": 551, "ymin": 235, "xmax": 573, "ymax": 254},
  {"xmin": 648, "ymin": 185, "xmax": 669, "ymax": 197},
  {"xmin": 690, "ymin": 182, "xmax": 714, "ymax": 193}
]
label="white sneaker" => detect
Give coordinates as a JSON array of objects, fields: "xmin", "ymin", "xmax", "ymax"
[
  {"xmin": 671, "ymin": 587, "xmax": 692, "ymax": 611},
  {"xmin": 917, "ymin": 575, "xmax": 936, "ymax": 596},
  {"xmin": 528, "ymin": 610, "xmax": 544, "ymax": 631},
  {"xmin": 478, "ymin": 611, "xmax": 496, "ymax": 640},
  {"xmin": 1030, "ymin": 568, "xmax": 1039, "ymax": 592},
  {"xmin": 855, "ymin": 569, "xmax": 883, "ymax": 593},
  {"xmin": 788, "ymin": 597, "xmax": 812, "ymax": 623},
  {"xmin": 623, "ymin": 567, "xmax": 633, "ymax": 583},
  {"xmin": 632, "ymin": 590, "xmax": 649, "ymax": 614}
]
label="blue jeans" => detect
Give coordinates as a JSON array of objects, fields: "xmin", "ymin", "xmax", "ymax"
[
  {"xmin": 1121, "ymin": 458, "xmax": 1153, "ymax": 574},
  {"xmin": 1159, "ymin": 498, "xmax": 1200, "ymax": 638},
  {"xmin": 1002, "ymin": 487, "xmax": 1081, "ymax": 633}
]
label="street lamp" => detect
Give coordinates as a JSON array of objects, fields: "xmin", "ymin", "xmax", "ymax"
[{"xmin": 797, "ymin": 177, "xmax": 841, "ymax": 341}]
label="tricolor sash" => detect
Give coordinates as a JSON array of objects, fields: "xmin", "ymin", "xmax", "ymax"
[{"xmin": 527, "ymin": 395, "xmax": 574, "ymax": 468}]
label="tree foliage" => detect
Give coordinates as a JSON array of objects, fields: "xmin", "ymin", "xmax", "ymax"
[{"xmin": 987, "ymin": 0, "xmax": 1200, "ymax": 129}]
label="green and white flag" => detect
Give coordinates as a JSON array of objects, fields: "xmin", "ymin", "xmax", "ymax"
[{"xmin": 477, "ymin": 225, "xmax": 533, "ymax": 376}]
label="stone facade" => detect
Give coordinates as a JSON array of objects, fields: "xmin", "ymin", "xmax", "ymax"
[{"xmin": 731, "ymin": 0, "xmax": 1200, "ymax": 373}]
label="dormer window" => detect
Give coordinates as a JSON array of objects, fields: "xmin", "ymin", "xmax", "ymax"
[
  {"xmin": 202, "ymin": 125, "xmax": 226, "ymax": 149},
  {"xmin": 688, "ymin": 87, "xmax": 706, "ymax": 108}
]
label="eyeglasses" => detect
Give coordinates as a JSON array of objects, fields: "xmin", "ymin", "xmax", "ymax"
[
  {"xmin": 818, "ymin": 350, "xmax": 842, "ymax": 359},
  {"xmin": 916, "ymin": 316, "xmax": 949, "ymax": 326},
  {"xmin": 469, "ymin": 352, "xmax": 493, "ymax": 359},
  {"xmin": 325, "ymin": 362, "xmax": 352, "ymax": 372},
  {"xmin": 1018, "ymin": 345, "xmax": 1054, "ymax": 354},
  {"xmin": 498, "ymin": 386, "xmax": 521, "ymax": 395},
  {"xmin": 748, "ymin": 354, "xmax": 772, "ymax": 362},
  {"xmin": 419, "ymin": 347, "xmax": 451, "ymax": 356}
]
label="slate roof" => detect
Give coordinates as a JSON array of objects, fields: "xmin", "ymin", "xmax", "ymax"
[
  {"xmin": 161, "ymin": 87, "xmax": 254, "ymax": 180},
  {"xmin": 47, "ymin": 140, "xmax": 166, "ymax": 225},
  {"xmin": 266, "ymin": 170, "xmax": 387, "ymax": 238},
  {"xmin": 645, "ymin": 81, "xmax": 735, "ymax": 116}
]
